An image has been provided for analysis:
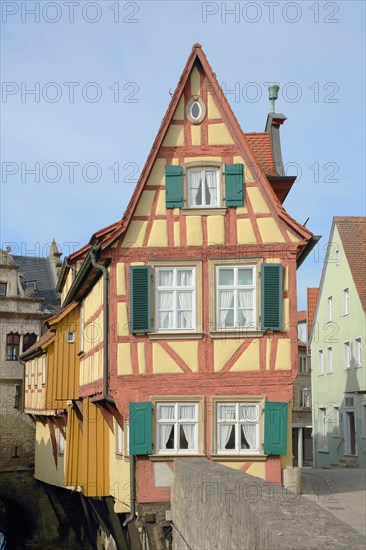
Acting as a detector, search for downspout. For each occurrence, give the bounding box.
[91,246,136,529]
[90,246,114,404]
[123,454,136,527]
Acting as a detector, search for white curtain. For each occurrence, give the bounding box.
[188,169,202,206]
[205,169,218,205]
[180,405,196,450]
[158,270,173,286]
[178,291,192,328]
[177,270,192,286]
[159,405,175,450]
[219,405,235,450]
[158,292,173,329]
[238,290,253,325]
[240,405,257,450]
[219,291,234,327]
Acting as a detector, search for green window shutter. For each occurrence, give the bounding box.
[225,163,244,206]
[129,402,152,455]
[165,165,183,208]
[130,266,152,333]
[261,263,283,330]
[264,402,288,455]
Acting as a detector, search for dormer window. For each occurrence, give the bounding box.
[187,166,220,208]
[24,281,37,292]
[0,282,7,296]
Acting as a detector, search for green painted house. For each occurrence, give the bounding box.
[310,217,366,468]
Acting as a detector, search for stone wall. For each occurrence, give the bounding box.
[172,458,365,550]
[0,381,35,470]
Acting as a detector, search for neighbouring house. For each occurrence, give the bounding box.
[0,242,61,471]
[22,44,318,547]
[292,309,313,467]
[310,217,366,468]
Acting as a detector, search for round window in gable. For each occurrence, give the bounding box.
[186,97,206,124]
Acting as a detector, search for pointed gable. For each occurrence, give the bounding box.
[91,44,313,253]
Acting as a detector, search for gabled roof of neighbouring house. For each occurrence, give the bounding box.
[335,216,366,313]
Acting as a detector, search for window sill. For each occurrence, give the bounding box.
[149,332,203,340]
[318,449,329,453]
[210,454,267,462]
[181,207,226,216]
[209,330,264,339]
[326,372,333,375]
[149,454,205,461]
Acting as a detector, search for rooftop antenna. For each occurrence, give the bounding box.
[268,83,280,113]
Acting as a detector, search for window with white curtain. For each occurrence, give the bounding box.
[344,342,351,369]
[217,402,260,454]
[156,402,198,453]
[216,266,256,329]
[41,356,46,385]
[326,347,333,374]
[354,338,362,368]
[155,267,195,331]
[187,166,220,207]
[318,407,328,450]
[56,427,65,456]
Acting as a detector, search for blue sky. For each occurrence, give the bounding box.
[1,0,365,309]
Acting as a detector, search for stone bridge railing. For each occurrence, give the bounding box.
[171,459,365,550]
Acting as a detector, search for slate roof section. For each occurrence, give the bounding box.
[307,288,319,344]
[244,133,277,176]
[13,255,60,314]
[335,216,366,313]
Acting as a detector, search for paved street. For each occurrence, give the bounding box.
[302,468,366,536]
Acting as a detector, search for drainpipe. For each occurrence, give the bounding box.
[123,455,136,527]
[90,246,114,404]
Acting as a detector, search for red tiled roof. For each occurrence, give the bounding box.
[297,310,306,323]
[335,217,366,313]
[307,288,319,343]
[244,133,277,176]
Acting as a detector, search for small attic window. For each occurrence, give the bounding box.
[0,282,7,296]
[186,97,206,124]
[24,281,37,291]
[66,331,75,343]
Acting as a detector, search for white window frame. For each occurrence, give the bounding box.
[155,267,196,333]
[41,355,46,386]
[34,359,38,387]
[156,402,199,455]
[28,361,32,387]
[354,337,362,368]
[115,422,123,456]
[216,402,260,455]
[344,341,351,370]
[332,405,341,437]
[216,265,256,330]
[318,406,328,451]
[327,296,333,322]
[187,166,220,208]
[318,349,324,375]
[299,355,307,374]
[66,331,75,343]
[56,428,65,456]
[300,388,308,408]
[342,288,349,316]
[326,347,333,374]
